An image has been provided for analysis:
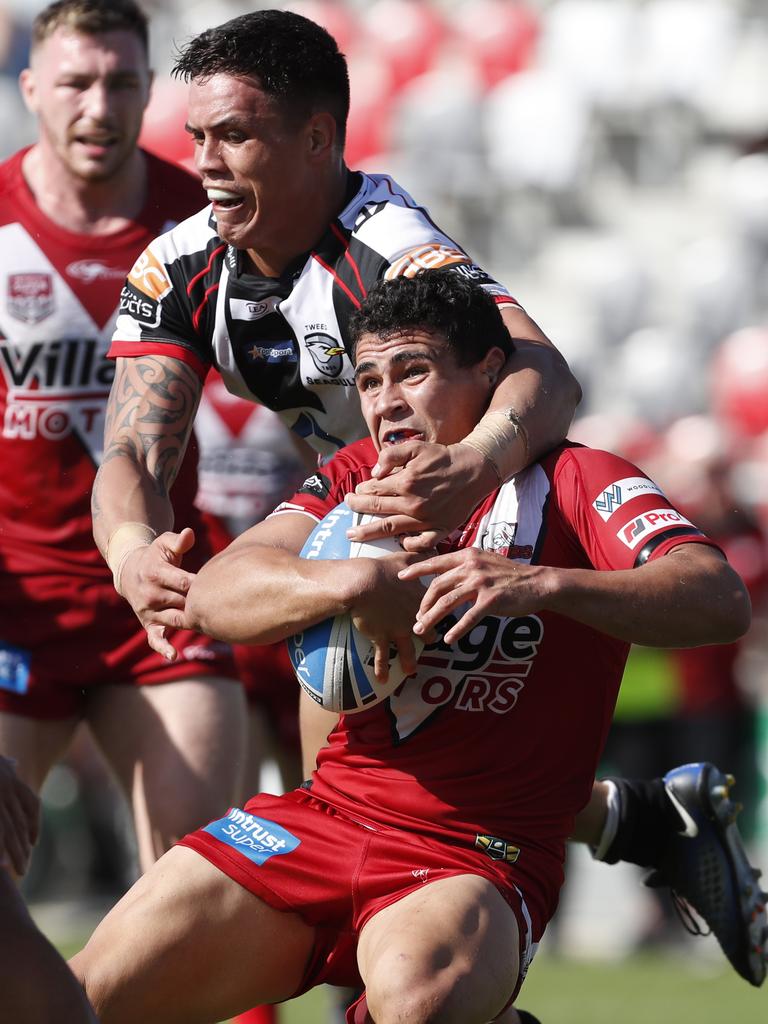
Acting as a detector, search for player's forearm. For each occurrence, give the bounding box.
[486,340,580,465]
[185,545,370,645]
[91,454,175,558]
[544,547,751,647]
[92,354,201,561]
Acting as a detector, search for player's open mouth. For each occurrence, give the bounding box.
[207,188,244,210]
[382,429,424,445]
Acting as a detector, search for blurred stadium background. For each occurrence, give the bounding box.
[3,0,768,1019]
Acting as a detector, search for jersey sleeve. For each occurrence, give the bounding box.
[348,176,522,310]
[551,445,719,570]
[269,439,376,523]
[108,208,218,380]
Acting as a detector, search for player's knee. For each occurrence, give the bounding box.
[71,938,135,1024]
[365,972,483,1024]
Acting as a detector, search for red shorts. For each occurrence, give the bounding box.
[180,789,539,1002]
[0,569,235,719]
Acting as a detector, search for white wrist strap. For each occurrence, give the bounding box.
[106,522,157,596]
[460,409,530,482]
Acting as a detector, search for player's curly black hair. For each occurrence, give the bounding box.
[348,272,514,366]
[172,10,350,146]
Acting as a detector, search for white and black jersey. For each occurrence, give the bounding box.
[111,171,520,462]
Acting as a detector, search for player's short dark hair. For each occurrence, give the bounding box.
[32,0,149,54]
[172,10,350,146]
[349,273,513,366]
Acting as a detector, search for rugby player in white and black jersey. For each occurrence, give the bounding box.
[90,7,768,995]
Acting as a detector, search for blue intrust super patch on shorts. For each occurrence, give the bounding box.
[203,809,300,865]
[0,642,30,694]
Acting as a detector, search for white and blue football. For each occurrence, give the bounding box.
[287,502,424,714]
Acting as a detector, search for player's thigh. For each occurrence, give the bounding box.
[72,845,315,1024]
[298,687,338,777]
[0,711,79,791]
[86,678,247,834]
[358,873,520,1024]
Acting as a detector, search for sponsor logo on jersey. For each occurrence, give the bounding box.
[451,263,493,284]
[479,521,533,560]
[305,332,346,378]
[229,296,281,321]
[245,340,297,364]
[0,641,31,695]
[66,260,126,282]
[385,245,471,280]
[203,808,300,866]
[475,834,521,864]
[297,473,330,499]
[617,508,695,549]
[354,200,387,231]
[411,868,430,883]
[127,249,172,302]
[7,273,54,323]
[593,477,665,521]
[119,283,160,327]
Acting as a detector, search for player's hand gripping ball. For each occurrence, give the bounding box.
[287,502,424,713]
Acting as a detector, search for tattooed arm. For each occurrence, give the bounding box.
[92,354,203,659]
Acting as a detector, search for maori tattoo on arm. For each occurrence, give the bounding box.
[93,356,202,527]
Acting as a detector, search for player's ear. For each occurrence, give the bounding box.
[479,346,507,389]
[19,68,38,114]
[306,111,337,158]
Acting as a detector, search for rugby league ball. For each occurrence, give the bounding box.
[287,502,424,713]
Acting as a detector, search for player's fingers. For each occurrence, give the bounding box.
[158,526,196,559]
[141,563,196,597]
[398,552,465,580]
[372,641,391,684]
[397,530,446,552]
[414,580,476,633]
[146,623,177,662]
[346,507,423,540]
[441,606,487,645]
[368,442,422,479]
[395,634,418,678]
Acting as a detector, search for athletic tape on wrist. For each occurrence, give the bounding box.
[459,409,530,482]
[106,522,157,596]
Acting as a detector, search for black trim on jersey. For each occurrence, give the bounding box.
[633,527,705,567]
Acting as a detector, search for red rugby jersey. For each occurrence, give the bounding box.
[0,149,205,574]
[273,438,718,922]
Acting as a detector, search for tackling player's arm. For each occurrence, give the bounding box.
[92,353,202,660]
[400,541,751,648]
[184,513,425,675]
[346,304,581,549]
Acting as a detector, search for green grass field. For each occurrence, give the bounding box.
[59,940,766,1023]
